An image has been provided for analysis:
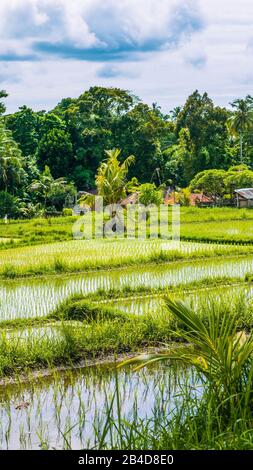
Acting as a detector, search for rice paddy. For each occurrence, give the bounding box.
[1,209,253,450]
[1,255,253,321]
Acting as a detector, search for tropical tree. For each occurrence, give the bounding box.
[228,96,253,162]
[0,191,19,218]
[29,166,66,213]
[225,166,253,196]
[95,149,135,206]
[139,183,163,207]
[122,297,253,424]
[0,90,8,116]
[36,128,73,178]
[176,91,229,177]
[189,169,227,202]
[0,123,24,192]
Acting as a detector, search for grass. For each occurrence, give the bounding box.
[0,291,253,378]
[0,216,76,248]
[1,207,253,448]
[94,296,253,450]
[1,207,253,250]
[0,238,253,279]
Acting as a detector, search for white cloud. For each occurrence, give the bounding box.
[1,0,253,113]
[0,0,203,58]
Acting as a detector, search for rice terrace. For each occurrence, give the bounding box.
[2,0,253,460]
[1,205,253,451]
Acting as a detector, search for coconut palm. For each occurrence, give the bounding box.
[228,96,253,162]
[29,166,66,214]
[121,297,253,420]
[95,149,135,206]
[0,123,23,191]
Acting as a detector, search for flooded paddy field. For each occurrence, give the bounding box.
[1,255,253,321]
[0,363,196,450]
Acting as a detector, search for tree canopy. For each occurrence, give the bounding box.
[2,86,253,217]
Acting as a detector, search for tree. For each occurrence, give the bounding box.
[116,102,171,182]
[29,166,66,213]
[54,87,138,184]
[5,106,40,157]
[0,90,8,116]
[48,182,76,211]
[163,128,193,186]
[139,183,163,206]
[189,169,227,202]
[0,191,18,218]
[225,166,253,196]
[176,91,229,180]
[227,96,253,162]
[0,123,24,193]
[36,128,73,178]
[95,149,135,205]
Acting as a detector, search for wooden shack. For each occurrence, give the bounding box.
[234,188,253,208]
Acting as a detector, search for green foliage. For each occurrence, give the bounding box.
[175,90,229,181]
[96,148,135,205]
[3,87,253,214]
[225,167,253,195]
[0,191,18,218]
[36,128,73,178]
[6,105,40,156]
[174,188,191,206]
[0,122,25,193]
[189,169,227,201]
[29,166,67,212]
[62,208,73,217]
[0,90,8,116]
[228,96,253,162]
[52,298,129,322]
[139,183,163,206]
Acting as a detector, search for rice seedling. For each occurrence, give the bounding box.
[0,363,190,449]
[1,254,253,321]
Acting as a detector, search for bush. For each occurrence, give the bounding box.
[139,183,163,207]
[0,191,19,218]
[62,208,73,216]
[52,298,129,322]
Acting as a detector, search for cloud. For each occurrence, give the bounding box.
[97,64,138,78]
[185,54,207,69]
[0,0,204,62]
[2,0,253,116]
[0,66,21,83]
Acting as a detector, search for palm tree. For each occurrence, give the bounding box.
[0,123,23,191]
[121,297,253,421]
[95,149,135,206]
[29,166,66,214]
[228,96,253,162]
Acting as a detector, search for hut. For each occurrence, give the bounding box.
[121,192,139,207]
[234,189,253,208]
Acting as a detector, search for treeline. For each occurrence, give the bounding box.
[0,87,253,216]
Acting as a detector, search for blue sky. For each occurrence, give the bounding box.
[0,0,253,113]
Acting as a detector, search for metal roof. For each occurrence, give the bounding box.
[234,188,253,199]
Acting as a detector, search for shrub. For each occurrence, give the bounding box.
[0,191,19,218]
[62,208,73,216]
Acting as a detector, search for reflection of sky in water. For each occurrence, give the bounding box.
[0,256,253,320]
[0,364,200,450]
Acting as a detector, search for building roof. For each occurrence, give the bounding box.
[165,192,213,206]
[121,192,139,206]
[234,188,253,200]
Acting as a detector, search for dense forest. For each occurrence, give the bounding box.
[1,87,253,217]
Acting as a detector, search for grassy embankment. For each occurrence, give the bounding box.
[0,290,253,378]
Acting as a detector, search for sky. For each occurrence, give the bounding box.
[0,0,253,114]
